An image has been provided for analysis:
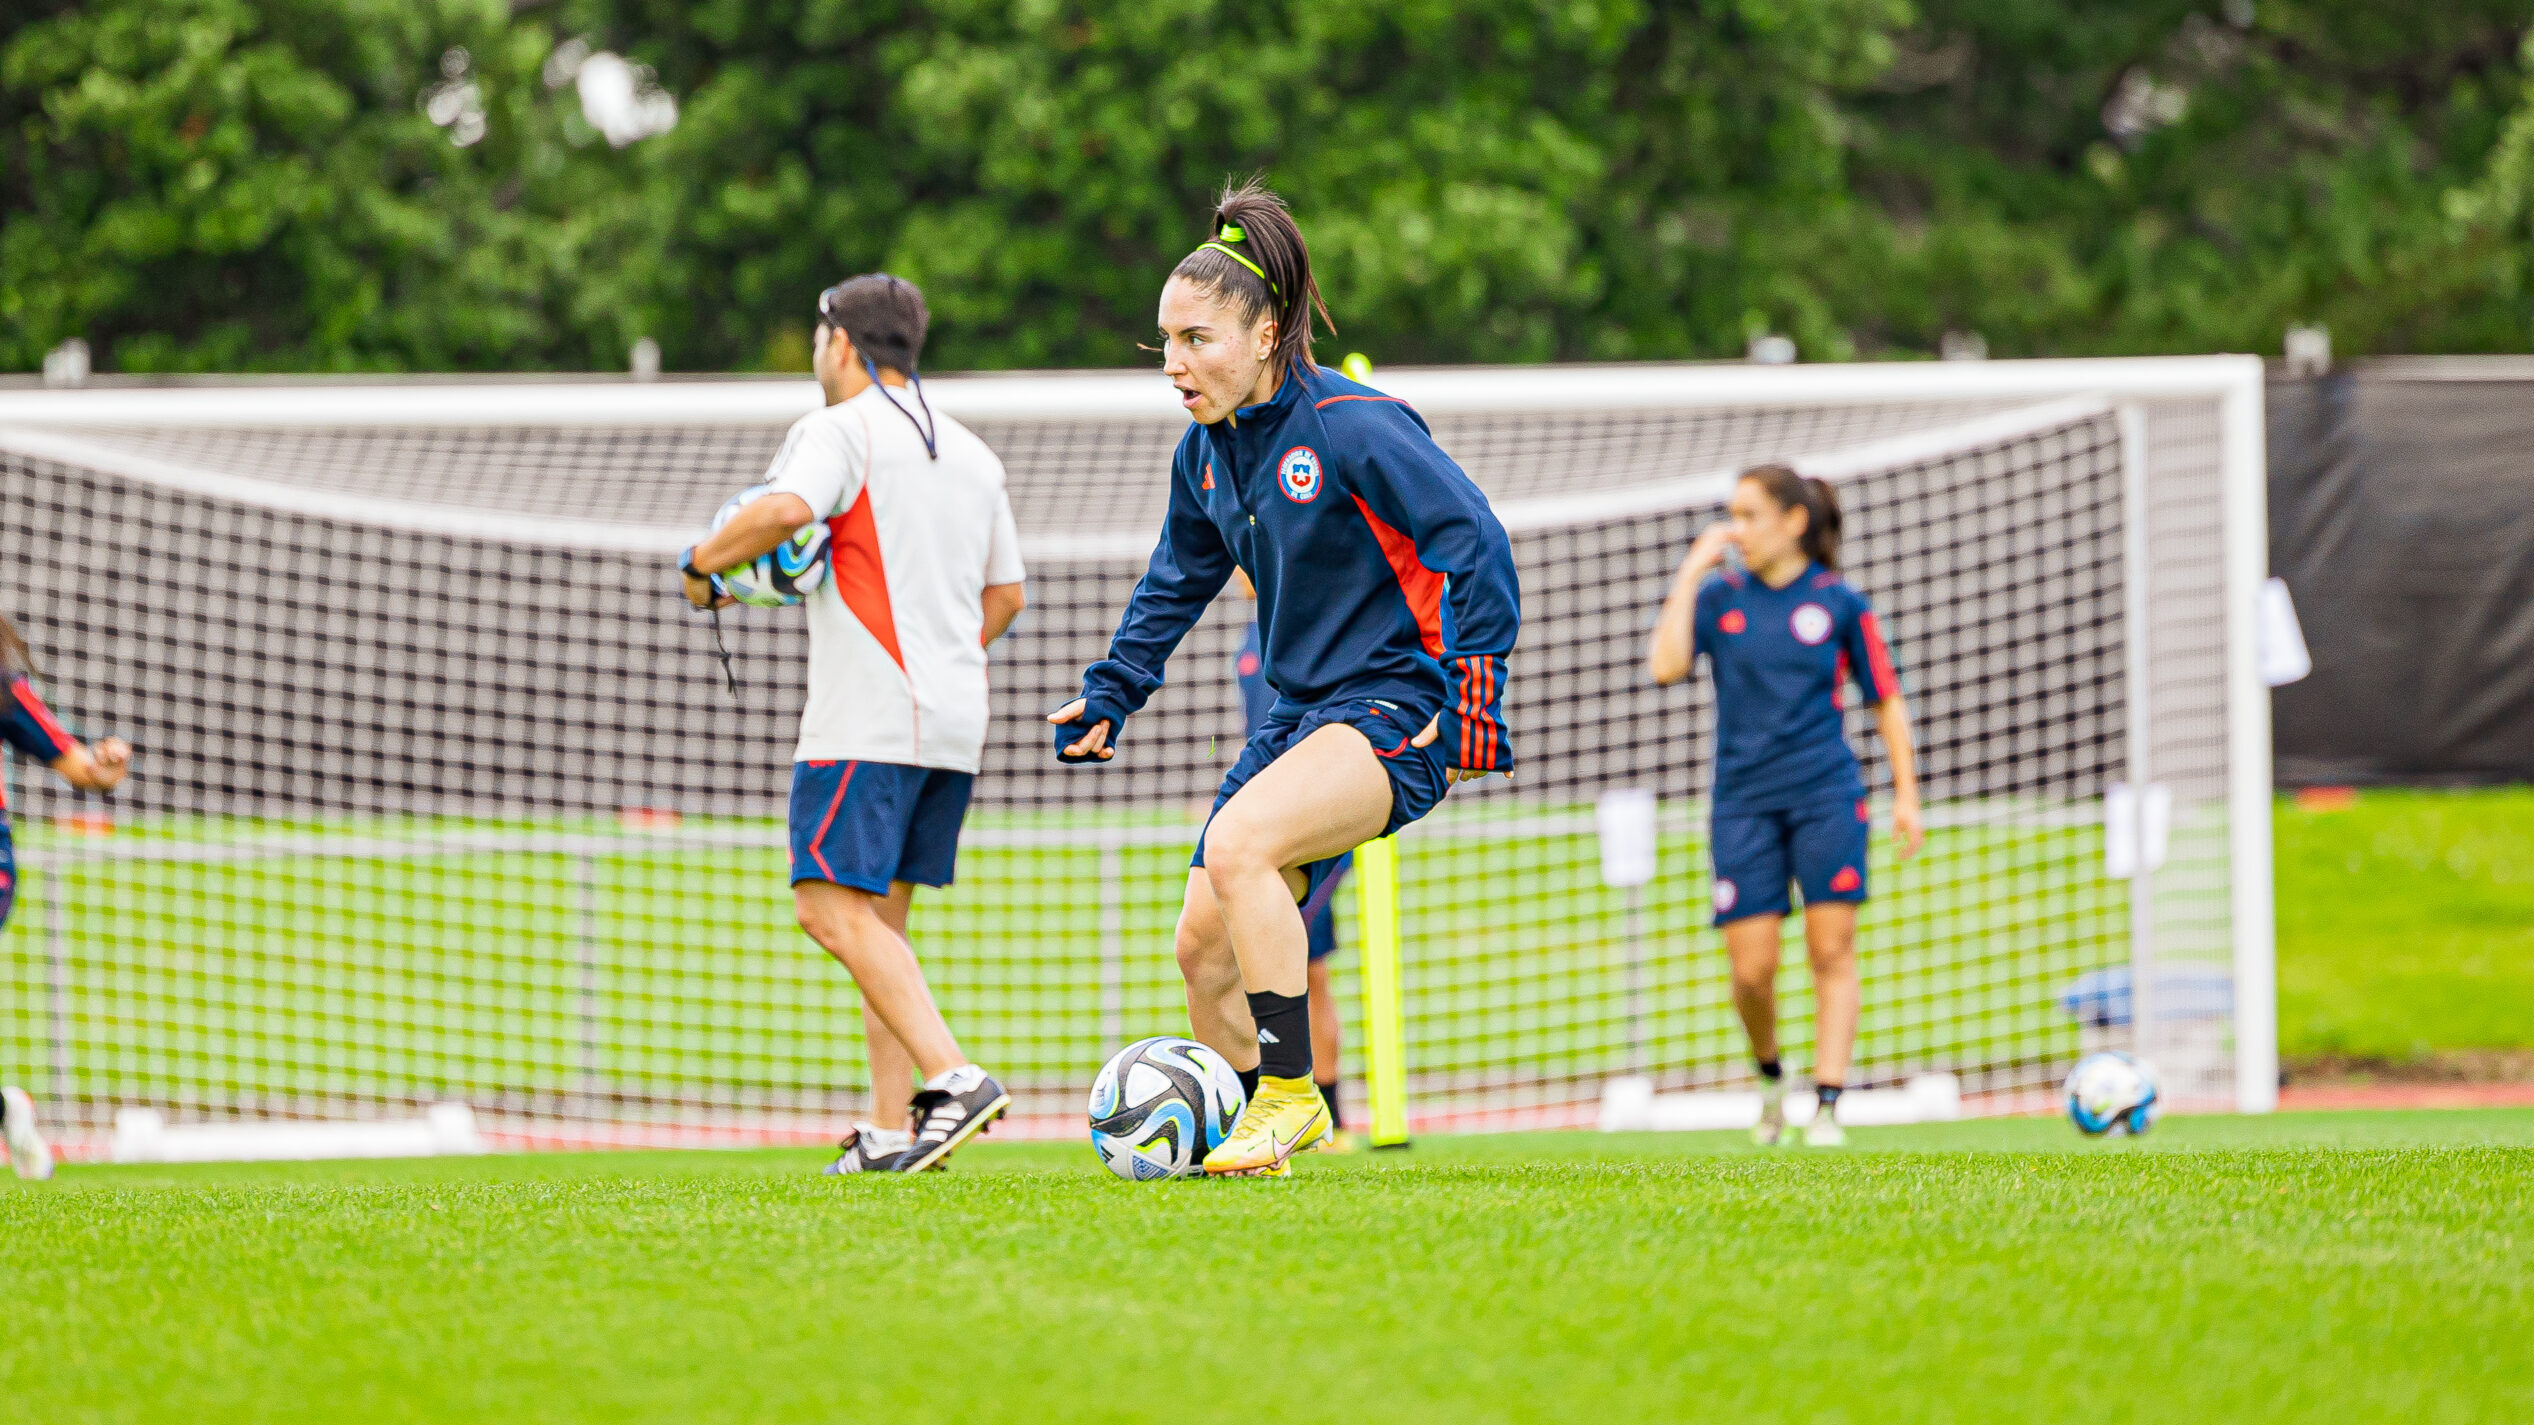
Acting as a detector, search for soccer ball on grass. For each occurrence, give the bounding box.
[1089,1036,1246,1181]
[708,485,830,608]
[2063,1051,2160,1136]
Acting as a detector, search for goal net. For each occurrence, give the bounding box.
[0,359,2272,1153]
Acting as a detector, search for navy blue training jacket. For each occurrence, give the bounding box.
[1064,364,1520,771]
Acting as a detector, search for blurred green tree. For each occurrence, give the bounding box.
[1,0,616,371]
[1847,1,2534,356]
[5,0,2530,372]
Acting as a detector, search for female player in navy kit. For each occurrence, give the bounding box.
[1052,181,1518,1177]
[1648,466,1923,1147]
[0,614,134,1179]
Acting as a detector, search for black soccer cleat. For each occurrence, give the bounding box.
[894,1065,1010,1173]
[821,1122,913,1175]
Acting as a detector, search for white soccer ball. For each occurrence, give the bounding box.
[1088,1035,1246,1181]
[708,484,829,608]
[2064,1050,2160,1136]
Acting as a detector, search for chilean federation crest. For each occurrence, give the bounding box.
[1277,446,1322,503]
[1790,602,1833,645]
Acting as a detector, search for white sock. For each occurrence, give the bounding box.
[923,1064,985,1094]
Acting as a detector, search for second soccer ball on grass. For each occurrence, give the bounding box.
[1088,1037,1247,1181]
[2064,1051,2161,1136]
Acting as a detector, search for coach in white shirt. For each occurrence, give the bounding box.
[680,274,1022,1174]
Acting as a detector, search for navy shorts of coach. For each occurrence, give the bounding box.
[1233,620,1355,958]
[788,760,977,894]
[0,674,82,932]
[1694,563,1902,928]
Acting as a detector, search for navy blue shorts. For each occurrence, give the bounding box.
[788,761,975,893]
[1709,795,1872,926]
[0,816,15,933]
[1192,698,1443,917]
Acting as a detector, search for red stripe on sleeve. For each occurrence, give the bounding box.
[13,678,75,756]
[1485,658,1499,767]
[1313,395,1413,411]
[1859,611,1900,700]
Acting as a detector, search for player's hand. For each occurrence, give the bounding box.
[1047,699,1115,761]
[681,570,733,610]
[1680,520,1735,579]
[89,738,131,791]
[1412,713,1505,783]
[1892,791,1925,861]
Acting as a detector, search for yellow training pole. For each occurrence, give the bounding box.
[1355,835,1409,1147]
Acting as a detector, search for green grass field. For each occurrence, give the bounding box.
[5,1110,2530,1423]
[2275,787,2534,1064]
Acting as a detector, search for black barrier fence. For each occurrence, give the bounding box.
[2269,358,2534,786]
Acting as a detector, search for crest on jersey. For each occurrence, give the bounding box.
[1719,608,1748,635]
[1790,602,1833,645]
[1277,446,1322,503]
[1712,878,1738,913]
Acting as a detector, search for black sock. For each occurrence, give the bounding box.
[1237,1066,1260,1101]
[1317,1076,1344,1130]
[1757,1058,1783,1081]
[1246,990,1313,1080]
[1816,1083,1844,1110]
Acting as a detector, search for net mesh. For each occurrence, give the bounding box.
[0,372,2245,1149]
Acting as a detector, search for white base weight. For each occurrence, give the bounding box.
[110,1103,488,1163]
[1597,1073,1962,1133]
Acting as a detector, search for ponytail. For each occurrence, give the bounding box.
[0,613,33,680]
[1169,177,1334,379]
[1739,464,1845,570]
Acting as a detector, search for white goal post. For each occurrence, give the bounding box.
[0,355,2271,1158]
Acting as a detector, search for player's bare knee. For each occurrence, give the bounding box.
[1199,816,1273,884]
[1173,910,1232,984]
[1806,939,1857,976]
[792,884,869,947]
[1729,956,1777,994]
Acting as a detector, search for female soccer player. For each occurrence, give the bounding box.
[0,613,133,1180]
[1050,180,1519,1177]
[1647,467,1924,1147]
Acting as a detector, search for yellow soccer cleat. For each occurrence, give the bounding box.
[1203,1074,1329,1177]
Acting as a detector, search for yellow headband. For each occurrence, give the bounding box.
[1196,224,1277,295]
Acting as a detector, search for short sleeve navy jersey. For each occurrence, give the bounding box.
[1695,563,1901,813]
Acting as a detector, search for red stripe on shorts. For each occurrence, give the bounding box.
[808,761,858,881]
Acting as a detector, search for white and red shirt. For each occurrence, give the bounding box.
[762,383,1025,772]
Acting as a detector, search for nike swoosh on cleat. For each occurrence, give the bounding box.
[1272,1111,1326,1156]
